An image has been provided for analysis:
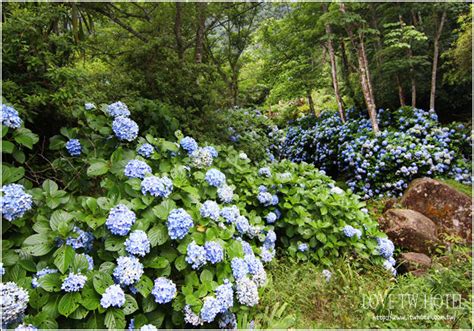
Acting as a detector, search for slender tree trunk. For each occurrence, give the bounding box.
[396,75,406,107]
[429,10,446,110]
[411,75,417,107]
[339,39,355,102]
[195,2,206,64]
[174,2,184,61]
[306,90,316,116]
[324,4,345,122]
[359,36,376,109]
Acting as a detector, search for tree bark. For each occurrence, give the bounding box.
[429,10,446,110]
[174,2,184,61]
[396,75,406,107]
[195,2,206,64]
[307,90,316,116]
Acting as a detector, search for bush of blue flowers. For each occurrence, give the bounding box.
[1,102,396,329]
[278,107,472,199]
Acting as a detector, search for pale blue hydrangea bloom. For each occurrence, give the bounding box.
[257,192,272,206]
[260,247,275,263]
[66,139,82,156]
[112,116,138,141]
[271,194,279,205]
[124,159,152,179]
[184,305,203,326]
[322,269,332,282]
[215,279,233,312]
[0,282,29,326]
[205,168,226,187]
[264,230,276,249]
[239,239,254,256]
[61,272,87,292]
[220,205,240,223]
[1,104,22,128]
[200,296,221,323]
[342,225,362,239]
[141,175,173,198]
[200,200,220,221]
[204,241,224,264]
[235,215,250,234]
[245,255,264,275]
[298,243,309,252]
[107,101,130,117]
[265,212,277,224]
[203,146,218,158]
[113,256,144,286]
[0,262,4,276]
[100,284,126,308]
[191,147,213,168]
[14,324,38,331]
[125,230,151,257]
[180,136,198,154]
[252,268,268,288]
[383,259,397,276]
[66,226,94,251]
[236,277,259,306]
[84,103,96,110]
[258,167,271,177]
[330,186,344,195]
[106,204,136,236]
[166,208,193,240]
[152,277,176,304]
[231,258,248,280]
[218,310,237,329]
[140,325,158,331]
[377,237,395,259]
[1,183,33,222]
[185,241,207,269]
[137,143,154,158]
[31,268,58,288]
[217,185,233,203]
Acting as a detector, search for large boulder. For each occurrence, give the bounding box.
[398,252,432,274]
[400,178,472,241]
[379,209,438,254]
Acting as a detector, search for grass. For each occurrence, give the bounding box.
[251,245,472,329]
[436,178,472,197]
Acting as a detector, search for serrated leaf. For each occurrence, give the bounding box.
[54,245,75,273]
[148,224,169,247]
[87,161,110,177]
[105,308,126,329]
[123,294,138,315]
[58,292,81,317]
[22,233,53,256]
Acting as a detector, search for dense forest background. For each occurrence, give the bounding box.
[2,2,472,142]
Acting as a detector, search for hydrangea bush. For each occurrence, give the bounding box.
[1,101,395,329]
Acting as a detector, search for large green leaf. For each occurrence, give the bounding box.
[148,224,169,247]
[22,233,54,256]
[87,160,110,177]
[53,245,75,273]
[58,292,81,317]
[105,308,126,329]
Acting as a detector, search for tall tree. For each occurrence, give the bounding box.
[429,9,446,110]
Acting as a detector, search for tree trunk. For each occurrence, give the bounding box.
[411,75,416,107]
[174,2,184,61]
[307,90,316,116]
[324,4,345,122]
[194,2,206,64]
[396,75,406,107]
[429,10,446,110]
[339,39,355,102]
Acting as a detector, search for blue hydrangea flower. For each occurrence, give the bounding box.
[0,262,4,276]
[236,277,259,306]
[217,185,233,203]
[137,143,154,158]
[106,204,136,236]
[244,255,264,275]
[112,116,138,141]
[61,272,87,292]
[0,282,29,326]
[125,230,151,257]
[100,284,126,308]
[200,200,220,221]
[65,139,82,156]
[180,136,198,154]
[113,256,144,286]
[203,146,218,158]
[235,216,250,234]
[184,305,203,326]
[205,169,226,187]
[140,325,158,331]
[258,167,271,177]
[84,103,96,110]
[220,205,240,223]
[124,159,152,179]
[231,258,249,280]
[322,269,332,282]
[107,101,130,117]
[264,230,276,248]
[215,279,233,312]
[200,296,221,323]
[257,192,272,206]
[260,247,275,263]
[204,241,224,264]
[31,268,58,288]
[271,195,279,205]
[383,259,397,276]
[342,225,362,239]
[152,277,176,304]
[218,310,237,329]
[81,254,94,270]
[265,212,277,224]
[330,186,344,195]
[258,185,267,193]
[141,175,173,198]
[166,208,194,240]
[298,243,309,252]
[191,147,213,168]
[185,241,207,269]
[1,104,22,128]
[377,237,395,258]
[1,183,33,222]
[14,324,38,331]
[239,239,254,256]
[66,227,94,251]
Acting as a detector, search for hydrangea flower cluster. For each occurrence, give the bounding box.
[217,185,234,203]
[137,143,154,158]
[235,215,250,234]
[65,139,82,156]
[125,230,151,257]
[107,101,130,118]
[258,167,271,177]
[342,225,362,239]
[66,227,94,251]
[1,104,22,128]
[231,258,249,280]
[257,191,273,206]
[203,146,218,158]
[220,205,240,223]
[265,212,277,224]
[151,277,176,304]
[1,183,33,221]
[184,305,203,326]
[185,241,207,269]
[140,325,158,331]
[141,175,173,198]
[205,168,226,187]
[61,272,87,292]
[200,200,220,221]
[218,310,237,329]
[106,204,136,236]
[0,282,29,326]
[200,297,221,323]
[31,268,58,288]
[166,208,193,240]
[204,241,224,264]
[84,102,96,110]
[377,237,397,275]
[298,243,309,252]
[180,136,198,154]
[235,277,259,306]
[113,256,144,286]
[100,284,126,308]
[0,262,5,276]
[215,280,233,312]
[14,324,38,331]
[322,269,332,282]
[191,147,213,168]
[124,159,152,179]
[112,116,139,141]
